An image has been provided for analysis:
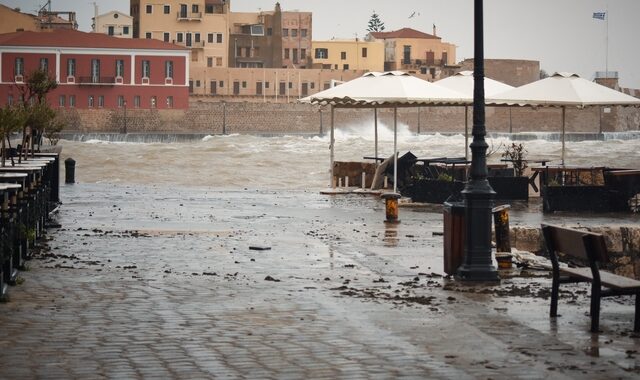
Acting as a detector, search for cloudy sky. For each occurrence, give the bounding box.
[4,0,639,88]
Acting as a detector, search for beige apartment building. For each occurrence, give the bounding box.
[311,39,384,72]
[368,27,456,79]
[196,67,366,100]
[93,11,133,38]
[130,0,230,77]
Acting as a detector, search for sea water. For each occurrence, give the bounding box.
[57,122,640,190]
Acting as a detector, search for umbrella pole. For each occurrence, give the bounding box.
[330,106,335,188]
[393,107,398,193]
[465,106,469,161]
[561,107,566,166]
[374,108,378,167]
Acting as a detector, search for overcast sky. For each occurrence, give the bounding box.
[4,0,639,88]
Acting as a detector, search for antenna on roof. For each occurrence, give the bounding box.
[39,0,52,14]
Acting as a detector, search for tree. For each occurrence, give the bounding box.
[14,69,58,160]
[367,11,385,33]
[540,69,549,79]
[0,105,26,167]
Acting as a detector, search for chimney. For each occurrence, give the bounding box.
[433,24,436,36]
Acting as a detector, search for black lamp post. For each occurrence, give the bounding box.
[456,0,499,282]
[122,100,127,134]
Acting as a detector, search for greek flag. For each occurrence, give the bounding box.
[593,12,606,20]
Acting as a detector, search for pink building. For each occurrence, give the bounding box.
[0,29,190,109]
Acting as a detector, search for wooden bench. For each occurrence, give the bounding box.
[541,224,640,332]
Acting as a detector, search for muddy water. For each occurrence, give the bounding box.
[58,125,640,189]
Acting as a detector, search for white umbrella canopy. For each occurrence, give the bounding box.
[488,72,640,107]
[435,71,515,159]
[300,71,468,193]
[488,72,640,164]
[301,71,468,107]
[435,70,514,99]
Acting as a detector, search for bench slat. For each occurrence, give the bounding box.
[561,267,640,289]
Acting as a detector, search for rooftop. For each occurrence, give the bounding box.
[369,27,440,40]
[0,29,188,51]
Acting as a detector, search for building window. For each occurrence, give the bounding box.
[242,81,246,88]
[123,26,129,35]
[315,48,328,59]
[301,29,307,38]
[69,95,75,107]
[7,95,13,105]
[293,49,298,63]
[15,57,24,76]
[301,48,306,60]
[116,59,125,78]
[362,47,367,58]
[192,4,198,13]
[167,96,173,108]
[216,33,222,43]
[177,33,183,43]
[40,58,48,71]
[233,81,239,95]
[163,32,170,42]
[196,80,201,87]
[291,29,298,38]
[403,45,411,64]
[283,28,289,37]
[205,4,214,13]
[98,95,105,108]
[343,64,349,70]
[165,61,173,79]
[219,81,224,88]
[91,59,100,82]
[142,60,151,78]
[265,81,269,89]
[108,26,114,36]
[88,95,94,108]
[216,57,222,66]
[67,58,76,77]
[118,95,125,107]
[288,82,293,89]
[284,48,290,59]
[145,32,152,39]
[251,25,264,36]
[207,57,213,67]
[134,95,141,108]
[146,4,152,13]
[208,33,213,43]
[163,5,170,14]
[58,95,65,107]
[310,82,315,89]
[151,96,157,108]
[341,52,346,60]
[195,33,201,43]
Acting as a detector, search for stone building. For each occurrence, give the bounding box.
[459,58,539,87]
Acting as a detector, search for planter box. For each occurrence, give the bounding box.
[403,179,465,204]
[488,176,529,201]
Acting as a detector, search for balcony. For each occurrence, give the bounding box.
[77,76,116,86]
[172,40,205,49]
[177,11,202,21]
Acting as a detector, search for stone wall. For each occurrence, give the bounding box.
[59,98,640,134]
[511,226,640,279]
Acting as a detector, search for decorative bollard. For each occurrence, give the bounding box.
[381,193,401,223]
[65,157,75,184]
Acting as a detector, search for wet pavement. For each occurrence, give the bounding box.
[1,183,640,379]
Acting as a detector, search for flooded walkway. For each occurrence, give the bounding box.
[2,182,640,378]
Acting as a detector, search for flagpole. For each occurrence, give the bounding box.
[605,6,609,77]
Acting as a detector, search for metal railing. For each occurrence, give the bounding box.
[177,11,202,20]
[77,76,116,85]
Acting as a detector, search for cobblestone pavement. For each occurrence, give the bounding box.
[1,183,640,379]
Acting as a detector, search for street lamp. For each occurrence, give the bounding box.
[123,100,127,134]
[456,0,499,282]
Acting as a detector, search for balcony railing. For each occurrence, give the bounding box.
[177,11,202,20]
[400,58,445,68]
[172,40,205,48]
[77,76,116,85]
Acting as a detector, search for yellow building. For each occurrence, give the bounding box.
[311,39,384,72]
[0,4,77,33]
[368,27,456,78]
[93,11,133,38]
[131,0,231,76]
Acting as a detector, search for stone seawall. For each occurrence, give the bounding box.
[511,226,640,280]
[58,99,640,134]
